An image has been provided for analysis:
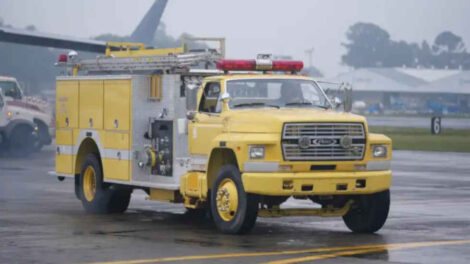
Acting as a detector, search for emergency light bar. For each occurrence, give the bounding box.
[216,58,303,72]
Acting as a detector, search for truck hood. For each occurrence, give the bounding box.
[224,108,367,133]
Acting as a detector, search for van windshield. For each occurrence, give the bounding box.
[226,79,331,110]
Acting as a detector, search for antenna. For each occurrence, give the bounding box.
[305,47,315,68]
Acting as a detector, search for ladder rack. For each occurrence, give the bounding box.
[72,50,222,75]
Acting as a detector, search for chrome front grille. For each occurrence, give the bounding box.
[282,123,366,161]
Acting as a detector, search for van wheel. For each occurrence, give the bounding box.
[32,121,49,152]
[9,126,34,157]
[79,154,132,214]
[210,164,258,234]
[342,189,390,233]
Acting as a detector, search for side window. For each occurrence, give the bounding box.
[199,82,221,113]
[2,82,22,100]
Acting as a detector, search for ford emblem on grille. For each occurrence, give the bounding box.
[311,138,336,146]
[283,123,365,161]
[298,136,311,149]
[340,135,353,149]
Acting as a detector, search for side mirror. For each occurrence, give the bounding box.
[186,110,197,121]
[219,92,231,101]
[343,84,353,112]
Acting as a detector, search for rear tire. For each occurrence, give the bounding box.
[342,189,390,233]
[108,186,132,213]
[210,164,258,234]
[79,154,132,214]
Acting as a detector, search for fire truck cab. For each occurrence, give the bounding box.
[53,43,392,234]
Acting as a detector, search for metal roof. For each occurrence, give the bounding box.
[395,68,461,82]
[328,68,470,94]
[415,71,470,94]
[366,68,427,87]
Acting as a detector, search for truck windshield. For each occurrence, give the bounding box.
[227,79,331,110]
[0,81,21,99]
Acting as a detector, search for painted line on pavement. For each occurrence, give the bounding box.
[265,240,470,264]
[87,240,470,264]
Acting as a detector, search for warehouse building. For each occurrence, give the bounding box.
[325,68,470,114]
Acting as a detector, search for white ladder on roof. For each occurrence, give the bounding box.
[74,50,222,74]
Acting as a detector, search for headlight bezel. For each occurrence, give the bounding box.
[372,144,388,158]
[249,145,265,159]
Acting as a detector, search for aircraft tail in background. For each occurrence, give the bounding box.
[0,0,168,52]
[130,0,168,46]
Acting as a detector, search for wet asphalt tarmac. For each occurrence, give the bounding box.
[1,146,469,264]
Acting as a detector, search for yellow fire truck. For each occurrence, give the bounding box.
[53,41,392,234]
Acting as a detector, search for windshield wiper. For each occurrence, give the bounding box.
[285,102,329,109]
[232,102,280,109]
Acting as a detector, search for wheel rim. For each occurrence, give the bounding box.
[216,178,239,222]
[83,166,96,202]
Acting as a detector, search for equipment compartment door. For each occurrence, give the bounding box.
[56,80,79,128]
[79,80,103,129]
[104,79,131,131]
[103,79,132,181]
[102,131,130,181]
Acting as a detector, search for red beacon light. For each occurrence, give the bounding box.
[216,55,303,73]
[58,54,68,63]
[216,59,256,71]
[272,60,303,71]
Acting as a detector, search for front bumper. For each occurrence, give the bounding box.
[242,170,391,196]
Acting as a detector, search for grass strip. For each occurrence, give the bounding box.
[369,126,470,152]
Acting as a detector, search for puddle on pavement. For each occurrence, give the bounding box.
[174,238,223,247]
[0,167,25,171]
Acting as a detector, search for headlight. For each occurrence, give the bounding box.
[249,146,265,159]
[372,145,388,158]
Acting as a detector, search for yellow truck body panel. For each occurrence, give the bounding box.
[55,77,133,182]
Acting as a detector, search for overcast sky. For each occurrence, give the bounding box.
[1,0,469,77]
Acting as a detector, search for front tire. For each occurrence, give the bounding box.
[8,126,34,157]
[32,121,50,152]
[342,189,390,233]
[210,164,258,234]
[79,154,132,214]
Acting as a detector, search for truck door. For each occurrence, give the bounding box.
[189,82,223,155]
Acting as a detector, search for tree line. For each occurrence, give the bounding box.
[342,22,470,70]
[1,18,468,95]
